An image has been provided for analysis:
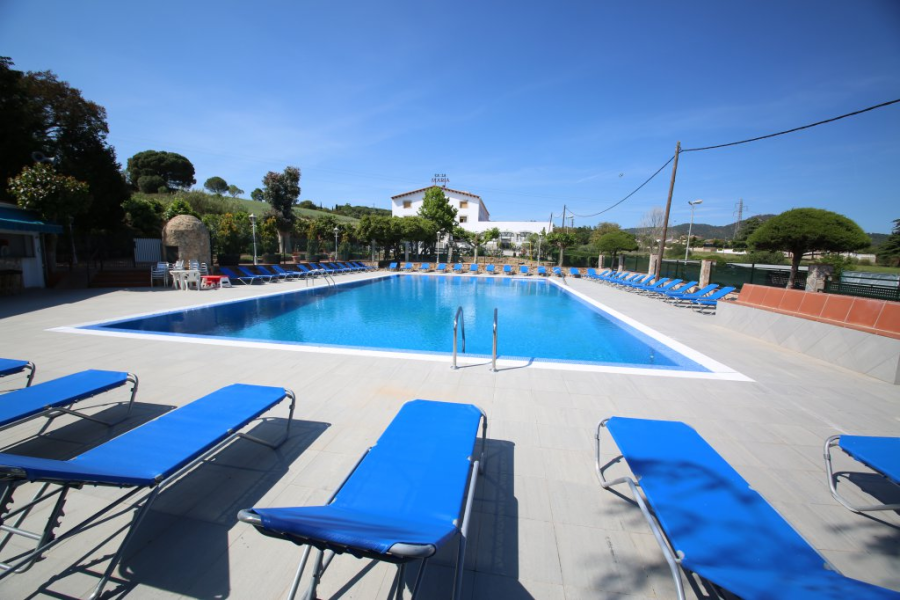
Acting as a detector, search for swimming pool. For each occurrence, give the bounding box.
[66,275,746,378]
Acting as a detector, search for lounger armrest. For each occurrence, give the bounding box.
[388,542,437,558]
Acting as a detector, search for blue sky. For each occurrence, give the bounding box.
[2,0,899,233]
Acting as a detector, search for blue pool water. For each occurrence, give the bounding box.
[90,275,708,371]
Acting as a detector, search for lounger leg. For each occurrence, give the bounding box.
[287,546,312,600]
[90,487,160,600]
[303,549,333,600]
[407,559,428,599]
[452,459,480,600]
[824,436,900,513]
[394,563,406,600]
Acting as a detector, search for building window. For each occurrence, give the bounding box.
[459,216,467,223]
[403,201,412,209]
[0,234,35,258]
[459,201,468,209]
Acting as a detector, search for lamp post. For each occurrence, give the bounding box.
[333,226,340,260]
[684,199,703,262]
[249,213,257,265]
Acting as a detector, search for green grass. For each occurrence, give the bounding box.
[842,264,900,274]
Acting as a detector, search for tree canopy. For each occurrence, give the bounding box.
[876,219,900,267]
[262,166,301,254]
[127,150,196,191]
[748,208,870,288]
[595,230,638,260]
[204,176,228,195]
[417,186,458,234]
[545,231,577,266]
[1,58,128,229]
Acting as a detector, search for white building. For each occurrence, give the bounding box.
[390,186,552,250]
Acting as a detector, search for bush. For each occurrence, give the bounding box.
[163,198,199,221]
[137,175,167,193]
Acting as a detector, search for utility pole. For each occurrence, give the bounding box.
[562,205,567,232]
[654,141,681,278]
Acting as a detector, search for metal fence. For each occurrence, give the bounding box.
[826,271,900,301]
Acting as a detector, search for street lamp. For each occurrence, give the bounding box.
[249,213,257,265]
[684,199,703,262]
[333,226,340,260]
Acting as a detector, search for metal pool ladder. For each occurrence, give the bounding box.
[491,308,498,372]
[451,306,466,369]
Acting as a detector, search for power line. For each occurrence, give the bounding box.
[566,155,675,219]
[681,98,900,153]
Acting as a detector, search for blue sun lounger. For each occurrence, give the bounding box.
[256,265,288,281]
[503,264,513,275]
[485,264,496,274]
[596,417,900,600]
[641,278,682,296]
[272,264,305,280]
[0,369,138,434]
[663,282,714,303]
[0,383,295,599]
[671,283,720,306]
[435,262,447,273]
[389,262,399,271]
[687,286,736,313]
[469,263,479,274]
[219,266,263,285]
[0,358,36,388]
[537,265,548,276]
[240,399,487,600]
[519,265,530,276]
[453,263,463,274]
[825,435,900,513]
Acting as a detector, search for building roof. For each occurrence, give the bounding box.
[391,186,482,201]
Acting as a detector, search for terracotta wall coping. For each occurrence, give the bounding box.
[733,284,900,341]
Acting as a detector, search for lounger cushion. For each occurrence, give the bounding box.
[840,436,900,484]
[0,358,30,377]
[0,370,129,428]
[607,417,900,599]
[253,400,482,556]
[0,384,288,487]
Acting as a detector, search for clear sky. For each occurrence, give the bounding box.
[2,0,899,233]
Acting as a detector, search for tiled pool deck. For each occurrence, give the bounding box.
[0,271,897,599]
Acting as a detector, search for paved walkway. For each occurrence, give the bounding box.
[0,272,897,599]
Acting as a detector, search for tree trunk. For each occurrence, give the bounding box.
[788,250,803,289]
[558,246,565,267]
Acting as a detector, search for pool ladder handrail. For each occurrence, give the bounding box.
[491,308,498,372]
[451,306,466,370]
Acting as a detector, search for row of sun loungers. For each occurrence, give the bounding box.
[570,267,737,313]
[1,358,896,598]
[390,262,552,276]
[219,261,375,285]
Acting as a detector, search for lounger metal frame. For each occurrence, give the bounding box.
[0,372,138,436]
[0,360,36,389]
[0,387,296,599]
[240,406,488,600]
[824,435,900,513]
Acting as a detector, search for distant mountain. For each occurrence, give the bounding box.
[625,215,776,241]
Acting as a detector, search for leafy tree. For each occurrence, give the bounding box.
[748,208,870,288]
[298,199,317,209]
[876,219,900,267]
[121,196,165,237]
[204,176,228,195]
[127,150,196,191]
[418,186,458,254]
[8,162,90,266]
[213,212,251,257]
[163,198,199,221]
[258,214,280,254]
[137,175,167,193]
[733,216,763,250]
[399,216,438,257]
[227,184,244,198]
[1,59,128,229]
[357,214,403,258]
[545,231,578,266]
[250,188,264,202]
[595,230,638,263]
[262,166,300,254]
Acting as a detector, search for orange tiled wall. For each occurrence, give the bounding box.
[735,284,900,340]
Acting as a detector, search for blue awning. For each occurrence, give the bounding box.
[0,204,63,234]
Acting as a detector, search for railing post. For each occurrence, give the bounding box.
[452,306,465,370]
